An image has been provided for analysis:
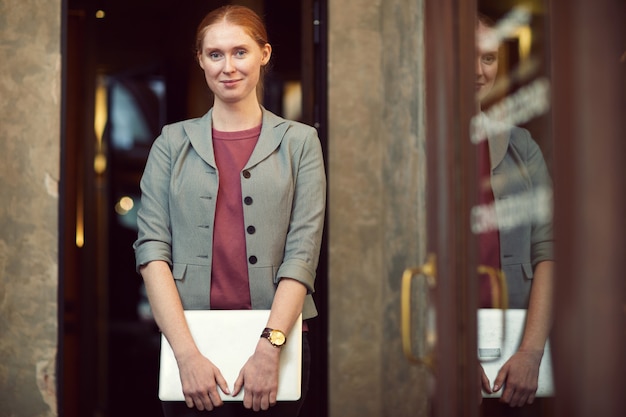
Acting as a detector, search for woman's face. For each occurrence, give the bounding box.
[197,21,271,105]
[476,22,499,103]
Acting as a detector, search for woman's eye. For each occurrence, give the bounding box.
[235,49,247,58]
[482,54,496,64]
[208,52,222,60]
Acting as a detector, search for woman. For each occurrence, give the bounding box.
[475,13,555,415]
[133,5,326,416]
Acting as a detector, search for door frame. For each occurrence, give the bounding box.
[550,1,626,416]
[423,0,479,415]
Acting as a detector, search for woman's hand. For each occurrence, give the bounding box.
[478,362,492,404]
[492,349,543,407]
[233,339,281,411]
[492,261,553,407]
[177,350,230,411]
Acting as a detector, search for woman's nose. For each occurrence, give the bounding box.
[476,58,484,77]
[223,57,236,73]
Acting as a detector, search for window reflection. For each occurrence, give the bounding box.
[108,76,166,152]
[474,2,556,414]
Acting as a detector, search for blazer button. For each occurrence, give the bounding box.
[242,170,251,179]
[244,196,253,205]
[247,225,256,234]
[248,256,257,264]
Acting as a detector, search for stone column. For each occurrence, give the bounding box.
[0,1,61,416]
[327,0,430,416]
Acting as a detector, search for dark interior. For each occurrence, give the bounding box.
[63,1,328,416]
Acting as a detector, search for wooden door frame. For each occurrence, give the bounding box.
[300,1,329,416]
[423,0,479,416]
[551,1,626,416]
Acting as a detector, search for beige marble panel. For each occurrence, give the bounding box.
[0,0,61,416]
[328,0,430,416]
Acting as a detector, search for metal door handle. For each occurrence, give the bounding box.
[401,253,437,367]
[476,265,509,310]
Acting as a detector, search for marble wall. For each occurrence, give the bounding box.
[0,0,61,416]
[327,0,430,416]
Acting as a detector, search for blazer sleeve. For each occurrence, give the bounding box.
[133,126,174,272]
[275,125,327,292]
[520,129,554,266]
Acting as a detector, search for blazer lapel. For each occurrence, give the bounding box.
[183,110,216,168]
[181,108,288,169]
[245,108,288,169]
[483,113,511,170]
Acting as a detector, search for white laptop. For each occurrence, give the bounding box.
[478,308,554,397]
[158,310,302,401]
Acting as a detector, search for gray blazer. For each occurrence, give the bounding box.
[488,125,554,308]
[134,108,326,320]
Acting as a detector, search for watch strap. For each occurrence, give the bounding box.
[261,327,287,347]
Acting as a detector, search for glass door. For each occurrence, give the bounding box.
[401,1,558,416]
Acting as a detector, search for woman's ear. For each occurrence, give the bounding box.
[261,43,272,66]
[197,52,205,69]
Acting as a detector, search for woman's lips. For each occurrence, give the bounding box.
[222,79,241,87]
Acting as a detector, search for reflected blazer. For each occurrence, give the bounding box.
[487,122,554,308]
[134,108,326,320]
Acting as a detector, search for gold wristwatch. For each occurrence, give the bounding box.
[261,327,287,348]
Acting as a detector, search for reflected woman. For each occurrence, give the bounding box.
[475,12,555,414]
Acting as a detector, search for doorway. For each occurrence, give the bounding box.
[61,1,328,416]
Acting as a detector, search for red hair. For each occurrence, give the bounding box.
[195,5,269,59]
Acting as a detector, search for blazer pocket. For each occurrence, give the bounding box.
[521,262,534,280]
[172,262,188,280]
[248,266,278,310]
[172,263,210,309]
[502,262,533,308]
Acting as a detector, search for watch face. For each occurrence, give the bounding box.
[270,330,286,346]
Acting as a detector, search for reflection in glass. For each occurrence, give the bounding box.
[108,76,166,152]
[473,3,556,414]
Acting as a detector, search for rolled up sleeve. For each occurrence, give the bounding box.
[276,127,326,293]
[133,129,173,273]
